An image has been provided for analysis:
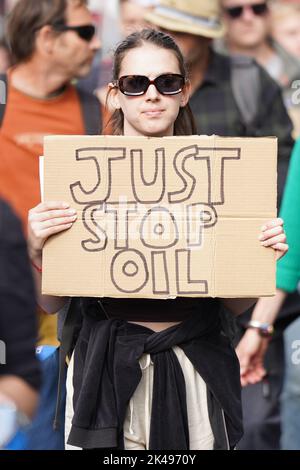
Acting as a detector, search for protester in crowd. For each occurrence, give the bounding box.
[27,28,288,451]
[270,0,300,60]
[238,137,300,449]
[269,0,300,138]
[0,0,101,449]
[220,0,300,137]
[0,199,40,448]
[120,0,150,36]
[145,0,293,201]
[217,0,300,449]
[222,0,289,85]
[145,0,295,450]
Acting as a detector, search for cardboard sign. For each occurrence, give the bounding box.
[42,135,277,298]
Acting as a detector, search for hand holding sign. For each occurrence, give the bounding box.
[27,201,77,265]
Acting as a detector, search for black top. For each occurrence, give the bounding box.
[97,296,215,322]
[0,199,41,391]
[67,300,243,450]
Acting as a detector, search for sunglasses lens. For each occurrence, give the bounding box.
[119,76,149,95]
[226,6,243,18]
[118,74,185,96]
[226,3,268,18]
[156,74,184,94]
[252,3,268,15]
[77,25,96,41]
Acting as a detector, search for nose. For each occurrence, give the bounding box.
[241,5,256,20]
[90,35,101,51]
[145,83,159,100]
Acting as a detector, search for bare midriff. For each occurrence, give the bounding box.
[128,320,182,332]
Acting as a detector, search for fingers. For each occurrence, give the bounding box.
[32,201,70,213]
[260,233,286,247]
[31,211,77,226]
[259,224,284,241]
[259,218,289,259]
[275,243,289,261]
[241,366,266,387]
[36,222,75,240]
[259,219,286,246]
[261,218,283,232]
[28,201,77,257]
[32,207,75,221]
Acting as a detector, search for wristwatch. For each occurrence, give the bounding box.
[246,320,274,338]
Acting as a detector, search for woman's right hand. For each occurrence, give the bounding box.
[28,201,77,264]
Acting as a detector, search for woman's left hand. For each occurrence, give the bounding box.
[259,218,288,261]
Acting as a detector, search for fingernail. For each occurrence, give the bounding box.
[258,234,264,240]
[68,209,77,215]
[261,225,267,231]
[62,202,70,208]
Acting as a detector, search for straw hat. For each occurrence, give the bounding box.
[145,0,226,38]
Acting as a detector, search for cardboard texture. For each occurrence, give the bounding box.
[42,135,277,298]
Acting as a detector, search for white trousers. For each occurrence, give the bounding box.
[65,345,214,450]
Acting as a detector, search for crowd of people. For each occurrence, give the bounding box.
[0,0,300,451]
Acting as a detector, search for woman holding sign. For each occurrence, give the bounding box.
[27,29,288,450]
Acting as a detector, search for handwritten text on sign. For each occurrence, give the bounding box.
[68,144,241,295]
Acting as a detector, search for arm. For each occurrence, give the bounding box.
[236,141,300,385]
[276,139,300,292]
[27,201,78,313]
[236,289,287,386]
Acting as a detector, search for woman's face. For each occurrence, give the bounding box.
[111,44,190,137]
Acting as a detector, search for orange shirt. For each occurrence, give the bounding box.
[0,71,85,229]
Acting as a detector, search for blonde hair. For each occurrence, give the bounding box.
[269,0,300,22]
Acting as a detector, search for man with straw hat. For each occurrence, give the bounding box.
[145,0,294,450]
[145,0,293,201]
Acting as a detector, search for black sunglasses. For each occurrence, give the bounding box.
[115,74,186,96]
[52,23,96,42]
[225,2,268,19]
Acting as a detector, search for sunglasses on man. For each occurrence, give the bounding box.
[225,2,268,19]
[52,23,96,42]
[114,74,186,96]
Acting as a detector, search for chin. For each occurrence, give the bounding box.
[143,126,171,137]
[74,65,93,79]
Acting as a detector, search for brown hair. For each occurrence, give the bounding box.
[104,28,197,136]
[6,0,87,64]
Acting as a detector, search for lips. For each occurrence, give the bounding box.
[143,109,164,117]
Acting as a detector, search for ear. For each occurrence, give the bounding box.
[35,25,57,55]
[180,79,191,107]
[108,82,121,110]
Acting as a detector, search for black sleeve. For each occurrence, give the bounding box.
[0,199,41,391]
